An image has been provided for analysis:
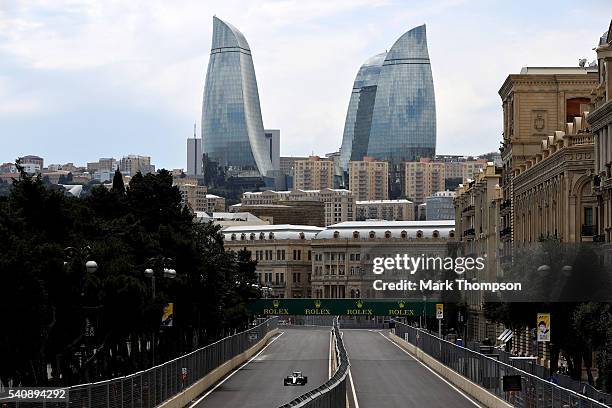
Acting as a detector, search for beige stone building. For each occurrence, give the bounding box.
[589,23,612,244]
[513,115,597,243]
[498,66,598,251]
[443,160,487,183]
[222,225,323,298]
[454,163,502,340]
[240,188,354,226]
[404,158,445,203]
[293,156,334,190]
[355,199,414,221]
[176,182,226,213]
[310,220,456,299]
[348,157,389,201]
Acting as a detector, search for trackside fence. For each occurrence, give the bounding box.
[7,318,278,408]
[393,320,609,408]
[278,318,349,408]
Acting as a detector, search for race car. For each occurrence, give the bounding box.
[283,371,308,386]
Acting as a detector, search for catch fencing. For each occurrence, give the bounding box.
[394,320,609,408]
[278,318,349,408]
[7,318,278,408]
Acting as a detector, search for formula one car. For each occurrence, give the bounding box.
[283,371,308,386]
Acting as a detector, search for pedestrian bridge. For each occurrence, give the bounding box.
[248,298,437,316]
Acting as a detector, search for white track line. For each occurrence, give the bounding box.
[378,332,482,408]
[329,330,333,379]
[188,332,284,408]
[347,367,360,408]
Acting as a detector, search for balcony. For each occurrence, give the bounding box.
[581,224,597,237]
[462,205,475,216]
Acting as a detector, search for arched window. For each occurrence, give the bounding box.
[353,231,360,239]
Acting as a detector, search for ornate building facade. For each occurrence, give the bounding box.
[454,163,502,341]
[512,115,597,243]
[589,22,612,244]
[498,67,598,254]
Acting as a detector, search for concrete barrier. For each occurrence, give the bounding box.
[159,328,280,408]
[388,332,512,408]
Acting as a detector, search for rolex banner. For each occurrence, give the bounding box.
[248,298,437,317]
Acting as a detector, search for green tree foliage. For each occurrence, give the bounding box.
[0,167,259,387]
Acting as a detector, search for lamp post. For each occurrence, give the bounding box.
[64,245,98,381]
[143,256,176,365]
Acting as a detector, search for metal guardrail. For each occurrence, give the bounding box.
[394,321,610,408]
[278,318,349,408]
[8,318,278,408]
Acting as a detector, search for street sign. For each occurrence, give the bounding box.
[436,303,444,320]
[181,367,187,381]
[537,313,550,342]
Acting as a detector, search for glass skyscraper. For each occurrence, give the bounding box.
[340,25,436,167]
[339,52,386,171]
[201,17,273,177]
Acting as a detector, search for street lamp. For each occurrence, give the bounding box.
[64,245,98,382]
[143,257,176,299]
[143,256,176,366]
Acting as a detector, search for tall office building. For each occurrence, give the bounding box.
[293,156,334,191]
[201,17,273,177]
[348,157,389,201]
[404,158,445,203]
[187,127,203,178]
[264,129,281,171]
[339,25,436,168]
[339,52,386,171]
[368,25,436,163]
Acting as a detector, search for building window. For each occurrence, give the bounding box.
[333,231,340,238]
[384,230,391,239]
[353,231,360,239]
[241,233,246,241]
[416,230,423,238]
[432,230,439,238]
[231,233,236,241]
[308,250,311,261]
[269,232,275,240]
[369,231,375,239]
[400,230,407,239]
[250,233,256,240]
[260,232,265,240]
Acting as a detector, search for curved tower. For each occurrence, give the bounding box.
[201,17,273,176]
[367,25,436,163]
[339,52,386,171]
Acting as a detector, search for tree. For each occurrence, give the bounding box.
[111,169,125,195]
[0,163,261,386]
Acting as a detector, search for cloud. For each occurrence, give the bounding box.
[0,0,609,168]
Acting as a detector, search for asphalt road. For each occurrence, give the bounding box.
[191,326,331,408]
[343,329,482,408]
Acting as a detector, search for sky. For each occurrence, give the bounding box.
[0,1,610,170]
